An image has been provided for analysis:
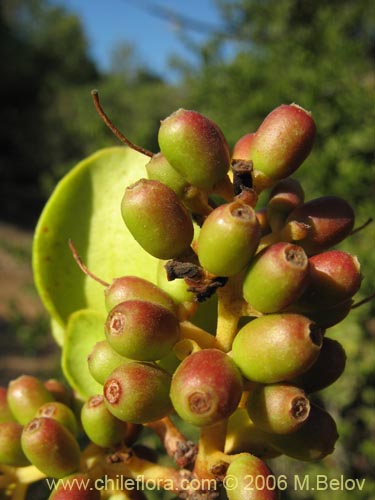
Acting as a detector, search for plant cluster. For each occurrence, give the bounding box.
[0,97,372,500]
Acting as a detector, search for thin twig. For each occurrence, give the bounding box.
[91,89,154,157]
[68,239,110,287]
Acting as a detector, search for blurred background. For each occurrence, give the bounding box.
[0,0,374,498]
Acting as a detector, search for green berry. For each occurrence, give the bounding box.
[146,152,189,198]
[104,362,172,423]
[121,179,194,259]
[35,402,79,437]
[264,404,338,461]
[0,387,16,423]
[170,349,243,427]
[225,453,279,500]
[81,395,127,448]
[232,314,323,383]
[7,375,54,425]
[105,300,180,361]
[104,275,178,316]
[21,417,81,478]
[88,340,131,385]
[197,201,261,276]
[246,383,310,434]
[0,422,29,466]
[48,473,100,499]
[158,108,230,190]
[267,178,305,231]
[242,242,309,313]
[248,103,316,180]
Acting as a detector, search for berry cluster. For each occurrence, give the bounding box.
[0,101,369,500]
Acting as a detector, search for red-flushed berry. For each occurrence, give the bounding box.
[264,404,338,461]
[242,242,309,313]
[158,108,231,190]
[7,375,54,425]
[225,453,279,500]
[0,387,16,423]
[170,349,243,427]
[81,395,127,448]
[292,338,346,393]
[246,383,310,434]
[301,298,353,328]
[0,422,29,466]
[121,179,194,259]
[88,340,131,385]
[197,201,261,276]
[301,250,362,308]
[232,132,256,160]
[104,275,178,316]
[248,103,316,180]
[35,402,79,437]
[232,314,323,383]
[105,300,180,361]
[48,473,100,500]
[103,362,172,423]
[21,417,81,478]
[267,178,305,231]
[286,196,355,255]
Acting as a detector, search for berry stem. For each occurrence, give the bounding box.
[351,291,375,309]
[179,321,218,349]
[91,90,154,157]
[349,217,373,236]
[193,420,228,480]
[215,276,245,352]
[211,174,235,201]
[145,416,198,468]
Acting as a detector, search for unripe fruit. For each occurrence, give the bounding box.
[44,379,73,407]
[246,383,310,434]
[104,362,172,423]
[286,196,355,255]
[170,349,243,427]
[88,340,131,385]
[264,404,338,461]
[7,375,54,424]
[21,417,80,478]
[232,132,256,160]
[242,242,309,313]
[301,250,361,308]
[248,103,316,180]
[267,178,305,231]
[81,395,127,448]
[0,387,16,423]
[292,338,346,393]
[158,108,231,190]
[232,314,323,383]
[302,298,352,328]
[48,473,100,500]
[35,402,79,437]
[197,202,261,276]
[121,179,194,259]
[105,300,180,361]
[225,454,279,500]
[225,409,280,458]
[105,275,178,315]
[146,152,189,199]
[0,422,29,466]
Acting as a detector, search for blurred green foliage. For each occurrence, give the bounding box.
[0,0,374,498]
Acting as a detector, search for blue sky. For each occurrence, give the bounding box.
[51,0,226,81]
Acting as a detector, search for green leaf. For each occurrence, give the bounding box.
[62,309,106,399]
[32,147,159,345]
